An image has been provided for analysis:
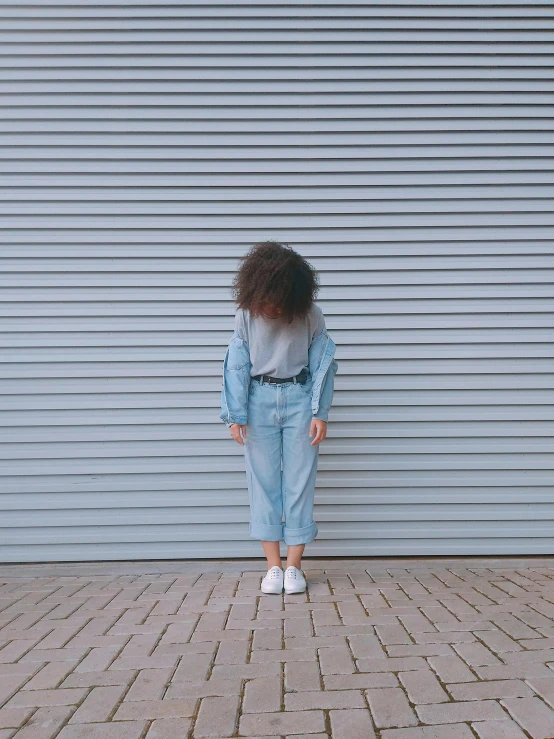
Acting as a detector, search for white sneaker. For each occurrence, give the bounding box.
[284,565,307,594]
[261,566,284,594]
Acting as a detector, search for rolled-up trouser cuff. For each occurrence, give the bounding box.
[283,521,318,545]
[249,521,284,542]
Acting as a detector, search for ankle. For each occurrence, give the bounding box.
[267,562,283,570]
[286,562,301,569]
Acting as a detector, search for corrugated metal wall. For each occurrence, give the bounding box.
[1,1,553,562]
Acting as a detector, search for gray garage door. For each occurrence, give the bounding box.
[1,1,553,561]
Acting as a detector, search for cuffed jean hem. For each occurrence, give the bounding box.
[249,521,284,542]
[283,521,318,546]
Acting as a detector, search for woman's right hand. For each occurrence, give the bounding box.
[229,423,247,445]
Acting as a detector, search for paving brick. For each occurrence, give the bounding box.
[35,626,87,650]
[316,623,391,636]
[223,620,260,632]
[520,637,554,649]
[476,663,554,680]
[67,636,127,652]
[250,648,316,664]
[253,627,282,650]
[242,675,281,713]
[215,640,249,664]
[284,617,312,637]
[285,635,345,650]
[324,672,398,690]
[194,695,240,737]
[70,685,127,723]
[61,669,137,689]
[381,728,474,739]
[329,707,376,738]
[387,643,454,658]
[210,663,281,680]
[399,670,450,704]
[114,699,197,721]
[312,608,341,626]
[525,675,554,707]
[502,696,554,738]
[146,718,193,739]
[285,689,365,710]
[109,655,179,672]
[318,645,355,674]
[475,629,523,653]
[153,641,216,658]
[193,627,251,643]
[517,610,554,629]
[196,612,228,631]
[472,720,528,738]
[493,616,542,640]
[120,633,159,657]
[159,622,195,644]
[228,603,256,621]
[414,632,477,644]
[165,677,241,700]
[428,655,477,683]
[447,679,533,701]
[9,706,73,739]
[124,668,172,701]
[284,661,321,692]
[22,662,75,691]
[0,674,35,706]
[416,699,507,723]
[239,709,325,736]
[347,634,385,659]
[504,648,554,664]
[0,664,38,679]
[0,707,33,730]
[537,627,554,637]
[437,621,495,634]
[453,642,502,667]
[6,688,87,708]
[336,601,369,625]
[0,640,39,663]
[58,722,146,739]
[365,687,418,728]
[420,606,464,625]
[376,624,413,645]
[75,647,122,673]
[357,656,429,672]
[20,648,87,664]
[398,613,438,634]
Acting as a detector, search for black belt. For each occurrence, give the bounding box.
[252,368,308,385]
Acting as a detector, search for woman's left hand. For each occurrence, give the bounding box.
[309,418,327,445]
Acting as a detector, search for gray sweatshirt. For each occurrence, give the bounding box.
[234,303,326,378]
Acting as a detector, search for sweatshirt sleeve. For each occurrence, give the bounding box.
[309,305,326,346]
[234,309,247,341]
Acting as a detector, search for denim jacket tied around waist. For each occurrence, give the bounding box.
[219,328,338,428]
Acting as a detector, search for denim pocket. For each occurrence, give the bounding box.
[297,376,313,397]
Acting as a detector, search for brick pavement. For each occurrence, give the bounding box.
[2,558,554,738]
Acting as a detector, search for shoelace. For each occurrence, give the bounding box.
[267,567,282,580]
[285,567,299,579]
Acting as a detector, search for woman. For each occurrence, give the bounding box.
[220,241,338,594]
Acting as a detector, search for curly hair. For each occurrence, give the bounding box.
[231,241,320,324]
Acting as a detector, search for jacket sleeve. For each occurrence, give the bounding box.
[313,358,338,423]
[219,333,251,428]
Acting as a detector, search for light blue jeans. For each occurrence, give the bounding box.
[244,374,319,545]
